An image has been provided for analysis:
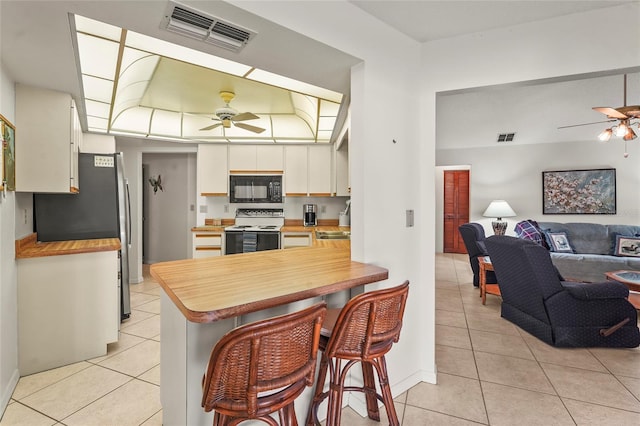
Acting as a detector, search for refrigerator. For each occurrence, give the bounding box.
[34,152,131,321]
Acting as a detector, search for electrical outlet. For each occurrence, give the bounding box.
[224,204,229,213]
[321,205,326,214]
[199,205,208,214]
[23,208,28,224]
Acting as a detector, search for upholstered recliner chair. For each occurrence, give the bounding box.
[485,235,640,348]
[458,223,497,287]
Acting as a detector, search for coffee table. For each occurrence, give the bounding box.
[605,270,640,309]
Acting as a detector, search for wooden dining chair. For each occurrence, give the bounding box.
[202,302,327,426]
[306,281,409,426]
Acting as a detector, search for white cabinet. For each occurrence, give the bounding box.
[17,250,119,375]
[198,144,228,196]
[16,84,81,193]
[281,232,312,249]
[335,143,350,196]
[192,230,224,258]
[284,145,333,196]
[284,146,308,196]
[229,145,283,172]
[308,145,332,196]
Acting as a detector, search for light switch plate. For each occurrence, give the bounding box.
[406,209,414,227]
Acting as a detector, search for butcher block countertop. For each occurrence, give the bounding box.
[15,233,121,259]
[150,246,387,323]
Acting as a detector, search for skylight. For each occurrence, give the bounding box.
[73,15,343,143]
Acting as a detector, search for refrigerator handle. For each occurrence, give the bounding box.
[125,179,132,247]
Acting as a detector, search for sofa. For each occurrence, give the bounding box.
[531,222,640,283]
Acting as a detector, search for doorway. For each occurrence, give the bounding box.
[443,170,469,253]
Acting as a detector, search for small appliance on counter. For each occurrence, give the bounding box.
[303,204,317,227]
[339,199,351,227]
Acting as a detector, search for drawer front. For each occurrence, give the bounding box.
[193,233,223,247]
[194,247,222,258]
[282,233,312,248]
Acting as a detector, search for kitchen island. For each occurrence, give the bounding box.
[151,246,388,426]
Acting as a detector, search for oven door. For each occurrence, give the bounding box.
[225,231,280,254]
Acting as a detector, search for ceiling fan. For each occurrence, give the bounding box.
[558,74,639,143]
[200,91,266,134]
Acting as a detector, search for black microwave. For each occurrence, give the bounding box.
[229,175,283,203]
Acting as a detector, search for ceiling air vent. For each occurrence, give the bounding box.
[162,2,255,53]
[497,132,516,142]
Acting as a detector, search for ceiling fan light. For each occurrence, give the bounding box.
[616,121,629,137]
[623,128,637,141]
[222,118,232,128]
[598,128,613,141]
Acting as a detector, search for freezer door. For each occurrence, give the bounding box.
[116,153,131,320]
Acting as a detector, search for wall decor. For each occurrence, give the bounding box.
[1,114,16,191]
[542,168,616,214]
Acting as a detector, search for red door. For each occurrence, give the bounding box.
[443,170,469,253]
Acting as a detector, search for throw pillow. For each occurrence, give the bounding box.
[614,235,640,257]
[545,231,574,253]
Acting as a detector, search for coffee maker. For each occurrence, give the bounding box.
[303,204,317,227]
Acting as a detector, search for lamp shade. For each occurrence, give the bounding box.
[482,200,516,220]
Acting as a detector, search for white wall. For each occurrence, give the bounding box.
[0,62,19,415]
[427,3,640,253]
[230,1,430,408]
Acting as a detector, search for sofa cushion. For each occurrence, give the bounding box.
[538,222,610,255]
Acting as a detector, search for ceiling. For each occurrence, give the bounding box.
[1,1,638,146]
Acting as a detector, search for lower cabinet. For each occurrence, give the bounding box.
[192,231,224,258]
[17,250,119,375]
[281,232,313,249]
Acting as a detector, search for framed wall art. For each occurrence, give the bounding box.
[1,114,16,191]
[542,168,616,215]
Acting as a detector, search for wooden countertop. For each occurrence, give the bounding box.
[15,233,121,259]
[150,246,387,323]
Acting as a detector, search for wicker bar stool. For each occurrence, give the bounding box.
[202,302,327,426]
[306,281,409,426]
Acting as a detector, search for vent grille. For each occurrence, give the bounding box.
[497,133,516,142]
[162,2,255,52]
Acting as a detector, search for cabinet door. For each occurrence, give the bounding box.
[256,145,283,172]
[284,146,308,196]
[198,144,228,196]
[228,145,256,172]
[16,84,77,193]
[308,145,332,196]
[335,143,350,196]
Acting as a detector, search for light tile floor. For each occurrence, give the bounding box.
[2,254,640,425]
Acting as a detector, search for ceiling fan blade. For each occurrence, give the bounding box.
[200,122,223,131]
[234,122,266,134]
[232,112,260,122]
[592,107,629,119]
[617,105,640,118]
[557,119,617,129]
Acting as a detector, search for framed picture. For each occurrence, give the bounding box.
[1,114,16,191]
[542,168,616,214]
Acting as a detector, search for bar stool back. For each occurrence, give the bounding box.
[202,302,327,426]
[306,281,409,426]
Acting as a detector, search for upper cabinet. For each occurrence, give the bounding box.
[198,144,228,196]
[16,84,81,193]
[284,145,333,196]
[229,145,283,173]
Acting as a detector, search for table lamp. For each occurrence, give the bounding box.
[483,200,516,235]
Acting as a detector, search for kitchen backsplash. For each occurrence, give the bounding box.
[201,196,350,223]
